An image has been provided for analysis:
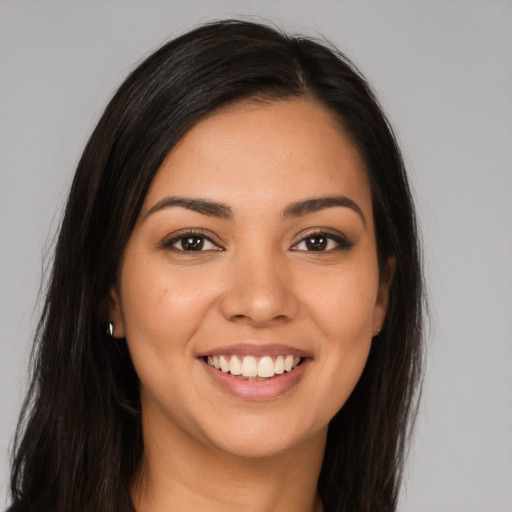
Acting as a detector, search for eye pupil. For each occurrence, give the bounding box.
[182,236,204,251]
[306,236,327,251]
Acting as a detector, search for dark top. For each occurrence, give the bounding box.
[6,505,28,512]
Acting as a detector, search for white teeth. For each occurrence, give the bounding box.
[219,355,230,373]
[284,355,294,372]
[257,356,275,378]
[206,354,302,378]
[274,355,285,374]
[241,356,258,377]
[229,355,242,375]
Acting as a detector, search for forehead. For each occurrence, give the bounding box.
[143,98,372,218]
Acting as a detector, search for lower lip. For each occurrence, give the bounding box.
[200,358,310,400]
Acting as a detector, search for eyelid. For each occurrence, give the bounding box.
[290,228,354,251]
[161,228,225,251]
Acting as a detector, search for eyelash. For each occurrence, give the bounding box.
[291,230,354,252]
[162,229,223,253]
[161,229,354,253]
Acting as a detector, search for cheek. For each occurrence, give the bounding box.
[119,262,203,397]
[299,259,378,415]
[313,275,375,376]
[119,254,224,373]
[304,260,380,342]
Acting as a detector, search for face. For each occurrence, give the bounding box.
[110,98,391,459]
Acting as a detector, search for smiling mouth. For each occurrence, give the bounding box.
[204,354,303,381]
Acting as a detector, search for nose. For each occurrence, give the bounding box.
[219,248,298,327]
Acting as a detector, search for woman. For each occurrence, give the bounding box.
[8,19,424,512]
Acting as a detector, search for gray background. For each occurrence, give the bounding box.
[1,1,511,510]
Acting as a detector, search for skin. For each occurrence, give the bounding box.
[109,98,392,512]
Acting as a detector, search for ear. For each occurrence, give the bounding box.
[372,256,395,336]
[107,284,126,338]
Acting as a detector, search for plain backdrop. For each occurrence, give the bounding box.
[1,1,511,511]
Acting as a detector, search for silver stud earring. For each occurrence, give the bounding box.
[106,321,116,338]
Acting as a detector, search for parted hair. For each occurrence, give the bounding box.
[10,19,424,512]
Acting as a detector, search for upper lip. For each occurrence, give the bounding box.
[196,343,312,359]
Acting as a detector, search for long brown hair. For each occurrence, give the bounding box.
[10,19,424,512]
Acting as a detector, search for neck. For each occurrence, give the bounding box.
[131,411,326,512]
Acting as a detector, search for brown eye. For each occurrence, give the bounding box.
[164,232,221,253]
[181,236,205,251]
[305,236,328,251]
[292,231,354,252]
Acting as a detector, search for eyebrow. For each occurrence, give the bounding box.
[283,196,366,226]
[144,196,233,220]
[144,194,365,225]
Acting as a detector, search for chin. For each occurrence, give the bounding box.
[198,413,327,460]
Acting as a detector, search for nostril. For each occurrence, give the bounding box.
[228,313,290,326]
